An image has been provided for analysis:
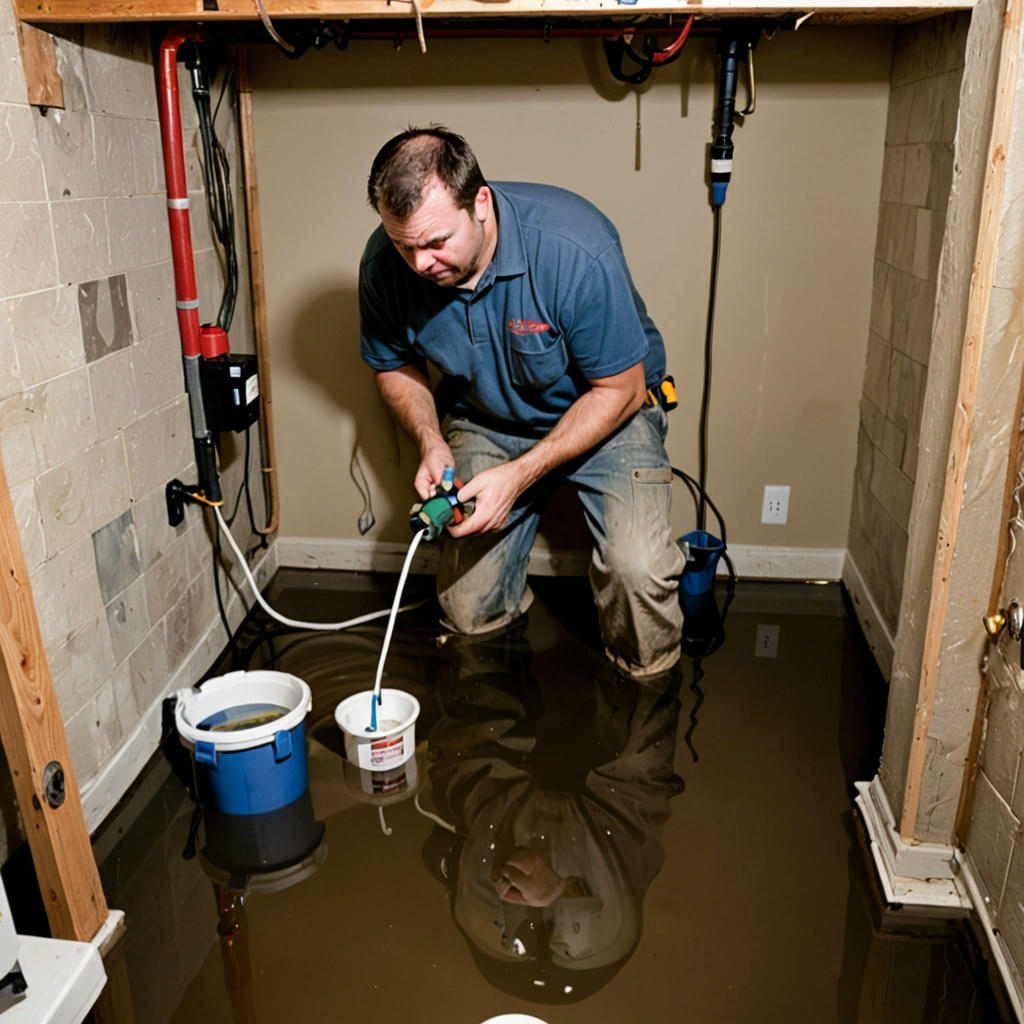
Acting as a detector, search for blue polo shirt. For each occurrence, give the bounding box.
[359,182,666,438]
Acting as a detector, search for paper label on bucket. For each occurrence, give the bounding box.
[372,771,410,795]
[370,735,404,767]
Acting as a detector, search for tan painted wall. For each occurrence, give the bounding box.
[248,26,892,552]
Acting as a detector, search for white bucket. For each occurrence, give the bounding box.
[342,753,420,805]
[334,688,420,771]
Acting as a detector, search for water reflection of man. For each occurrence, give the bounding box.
[421,628,685,1002]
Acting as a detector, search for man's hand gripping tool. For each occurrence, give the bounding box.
[409,466,474,541]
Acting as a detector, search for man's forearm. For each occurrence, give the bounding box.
[444,362,647,536]
[374,366,446,455]
[513,365,646,489]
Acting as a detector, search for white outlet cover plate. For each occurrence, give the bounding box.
[756,623,780,658]
[761,485,790,525]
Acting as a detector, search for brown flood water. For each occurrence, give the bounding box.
[87,570,1011,1023]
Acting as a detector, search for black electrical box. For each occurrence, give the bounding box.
[200,354,259,434]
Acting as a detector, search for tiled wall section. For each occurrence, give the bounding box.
[847,14,969,634]
[0,5,272,856]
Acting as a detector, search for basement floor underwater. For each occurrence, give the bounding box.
[38,569,1018,1022]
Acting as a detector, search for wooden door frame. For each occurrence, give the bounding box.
[0,450,108,941]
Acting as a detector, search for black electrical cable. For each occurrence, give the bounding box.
[225,433,261,536]
[211,75,238,329]
[683,660,704,762]
[212,428,268,659]
[212,75,239,329]
[601,20,696,84]
[222,456,249,529]
[674,469,700,518]
[192,63,239,331]
[240,424,268,548]
[673,467,726,548]
[697,204,722,533]
[225,423,270,546]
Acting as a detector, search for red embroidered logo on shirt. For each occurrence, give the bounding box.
[508,318,551,335]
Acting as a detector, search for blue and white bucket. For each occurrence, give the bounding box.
[174,670,313,816]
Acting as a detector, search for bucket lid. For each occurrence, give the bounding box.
[175,670,312,753]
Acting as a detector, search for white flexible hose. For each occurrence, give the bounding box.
[372,527,427,699]
[214,506,428,632]
[414,792,457,833]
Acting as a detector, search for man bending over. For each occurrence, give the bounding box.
[359,126,685,677]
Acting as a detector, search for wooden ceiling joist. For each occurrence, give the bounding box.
[15,0,975,26]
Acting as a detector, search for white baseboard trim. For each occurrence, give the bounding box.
[855,776,1024,1020]
[853,776,969,907]
[722,544,845,580]
[842,552,896,680]
[278,536,441,574]
[79,545,279,833]
[278,536,846,581]
[957,849,1024,1022]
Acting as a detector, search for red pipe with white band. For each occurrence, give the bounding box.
[157,26,222,503]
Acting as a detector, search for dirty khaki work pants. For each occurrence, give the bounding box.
[437,404,687,677]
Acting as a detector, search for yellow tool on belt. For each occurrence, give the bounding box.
[645,375,678,411]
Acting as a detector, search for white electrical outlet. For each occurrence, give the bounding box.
[761,485,790,525]
[756,624,780,658]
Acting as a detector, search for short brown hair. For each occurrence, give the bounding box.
[367,126,486,217]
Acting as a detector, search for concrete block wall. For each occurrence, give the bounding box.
[0,5,273,856]
[847,13,969,638]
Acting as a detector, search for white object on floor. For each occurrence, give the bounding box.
[480,1017,549,1024]
[0,863,20,981]
[0,903,120,1024]
[0,934,106,1023]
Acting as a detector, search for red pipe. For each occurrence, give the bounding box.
[652,15,695,64]
[158,27,204,360]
